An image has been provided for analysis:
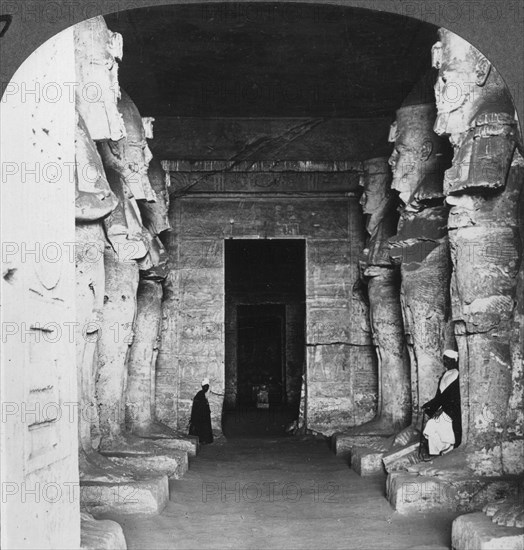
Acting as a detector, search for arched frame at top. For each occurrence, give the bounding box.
[0,0,523,128]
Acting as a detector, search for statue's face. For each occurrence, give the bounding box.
[389,138,421,206]
[74,16,125,142]
[388,104,445,206]
[140,156,171,235]
[124,138,154,197]
[432,29,490,137]
[359,158,391,232]
[117,92,156,201]
[98,90,156,201]
[359,173,388,215]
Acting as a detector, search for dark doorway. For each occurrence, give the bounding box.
[237,304,285,407]
[224,240,305,437]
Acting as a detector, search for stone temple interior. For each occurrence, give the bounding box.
[0,3,523,549]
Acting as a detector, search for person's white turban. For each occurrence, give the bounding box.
[443,349,458,360]
[201,378,210,386]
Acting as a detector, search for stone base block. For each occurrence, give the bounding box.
[81,474,169,516]
[387,472,517,514]
[382,442,420,473]
[150,436,199,457]
[452,512,524,550]
[103,449,188,479]
[81,512,127,549]
[351,446,386,476]
[332,433,390,457]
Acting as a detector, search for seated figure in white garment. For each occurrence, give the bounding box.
[421,349,462,456]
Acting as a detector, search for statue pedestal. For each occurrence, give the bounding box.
[350,444,388,476]
[102,448,188,479]
[332,433,391,458]
[139,433,199,457]
[382,441,421,473]
[386,471,518,514]
[81,474,169,516]
[80,512,127,550]
[451,512,524,550]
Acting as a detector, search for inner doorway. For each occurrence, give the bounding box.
[224,239,306,437]
[237,304,285,407]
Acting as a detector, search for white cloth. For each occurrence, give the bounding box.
[439,369,458,392]
[424,412,455,455]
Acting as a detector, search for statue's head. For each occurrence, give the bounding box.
[388,72,452,207]
[139,156,171,236]
[432,29,518,195]
[359,157,392,234]
[98,90,156,202]
[75,112,118,221]
[117,90,156,201]
[432,28,514,138]
[74,16,125,142]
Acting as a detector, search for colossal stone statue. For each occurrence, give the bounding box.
[126,237,171,437]
[74,16,131,482]
[126,117,177,439]
[388,86,454,424]
[74,112,128,481]
[352,157,411,436]
[96,92,153,451]
[426,28,523,476]
[95,90,191,472]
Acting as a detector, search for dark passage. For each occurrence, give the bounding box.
[237,305,285,407]
[224,240,305,437]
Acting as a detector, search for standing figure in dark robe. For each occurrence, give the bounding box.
[189,378,214,444]
[421,350,461,457]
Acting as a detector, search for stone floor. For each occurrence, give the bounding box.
[222,406,297,438]
[103,434,461,549]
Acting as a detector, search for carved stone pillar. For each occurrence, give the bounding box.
[428,27,523,475]
[389,206,452,414]
[126,237,170,436]
[388,92,454,421]
[74,16,128,480]
[348,157,411,436]
[125,114,175,438]
[96,98,153,449]
[96,246,140,450]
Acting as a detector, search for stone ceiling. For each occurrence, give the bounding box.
[105,3,438,119]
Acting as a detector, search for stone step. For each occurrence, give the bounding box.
[149,436,199,456]
[382,442,421,473]
[451,512,524,550]
[81,474,169,517]
[350,445,387,476]
[103,449,189,479]
[332,433,390,457]
[387,472,518,514]
[80,512,127,550]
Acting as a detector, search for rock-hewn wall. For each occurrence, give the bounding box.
[152,116,384,436]
[158,187,375,436]
[0,26,80,549]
